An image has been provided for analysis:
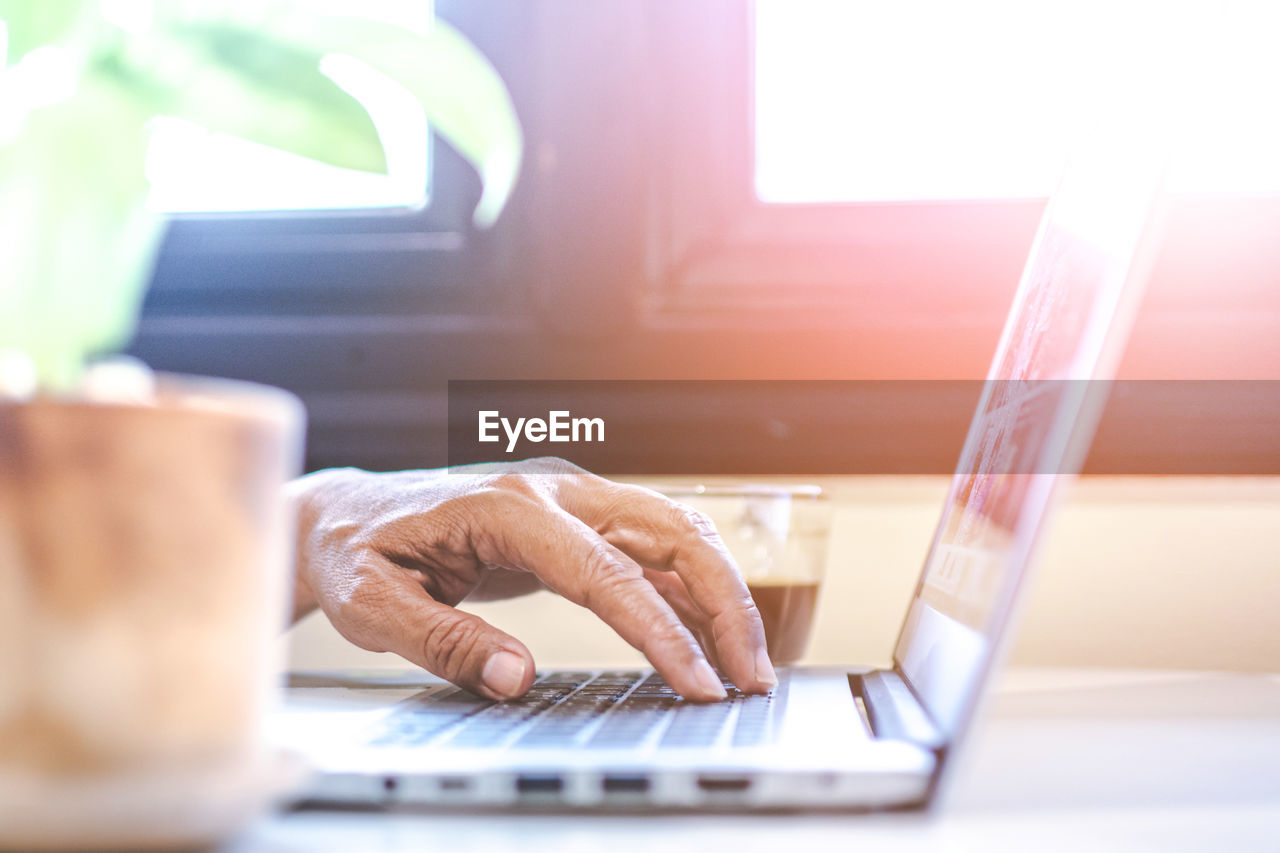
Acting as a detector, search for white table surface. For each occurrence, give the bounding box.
[228,667,1280,852]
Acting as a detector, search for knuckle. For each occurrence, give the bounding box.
[492,458,595,504]
[665,502,734,566]
[490,471,541,498]
[442,487,540,529]
[621,586,690,653]
[519,456,585,477]
[575,540,634,604]
[600,482,654,518]
[670,502,719,540]
[646,615,701,660]
[327,556,385,613]
[710,594,764,642]
[585,568,683,638]
[420,610,486,678]
[325,565,400,652]
[432,489,498,522]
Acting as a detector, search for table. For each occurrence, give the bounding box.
[230,668,1280,852]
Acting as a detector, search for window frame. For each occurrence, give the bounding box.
[643,0,1047,319]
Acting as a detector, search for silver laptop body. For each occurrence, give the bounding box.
[271,155,1167,811]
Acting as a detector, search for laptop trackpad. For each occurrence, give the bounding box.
[775,668,873,753]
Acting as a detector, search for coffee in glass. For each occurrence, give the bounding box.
[654,484,831,666]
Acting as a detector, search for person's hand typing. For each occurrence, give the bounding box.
[286,459,776,702]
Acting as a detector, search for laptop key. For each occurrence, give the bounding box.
[731,693,775,746]
[368,670,777,752]
[438,672,611,748]
[659,701,734,748]
[365,688,493,747]
[584,700,676,748]
[513,686,622,747]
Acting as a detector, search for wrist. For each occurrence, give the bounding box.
[283,468,355,622]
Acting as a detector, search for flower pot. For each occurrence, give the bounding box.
[0,374,305,849]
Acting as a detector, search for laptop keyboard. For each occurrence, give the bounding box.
[367,670,782,751]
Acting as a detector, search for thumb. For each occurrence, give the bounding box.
[357,574,536,701]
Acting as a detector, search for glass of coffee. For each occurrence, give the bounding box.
[654,484,831,666]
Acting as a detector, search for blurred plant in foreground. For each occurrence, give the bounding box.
[0,0,521,390]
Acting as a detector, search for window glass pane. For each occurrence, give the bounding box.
[754,0,1280,202]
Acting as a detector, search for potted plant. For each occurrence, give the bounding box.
[0,2,521,847]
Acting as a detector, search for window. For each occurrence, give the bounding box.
[138,1,525,320]
[754,0,1280,203]
[131,0,1280,474]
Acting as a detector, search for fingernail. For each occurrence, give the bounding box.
[755,646,778,688]
[692,658,727,700]
[482,650,527,699]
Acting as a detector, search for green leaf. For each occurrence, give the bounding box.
[154,4,522,227]
[0,0,83,66]
[303,17,525,228]
[0,75,160,389]
[392,19,522,228]
[108,23,387,174]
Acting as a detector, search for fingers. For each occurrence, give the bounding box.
[465,490,728,702]
[325,552,537,701]
[644,568,722,671]
[563,482,776,693]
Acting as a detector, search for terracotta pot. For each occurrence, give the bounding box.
[0,374,304,848]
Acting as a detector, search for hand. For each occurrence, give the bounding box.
[286,459,776,702]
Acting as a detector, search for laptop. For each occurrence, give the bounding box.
[271,152,1167,811]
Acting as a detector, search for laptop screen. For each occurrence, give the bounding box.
[893,156,1166,738]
